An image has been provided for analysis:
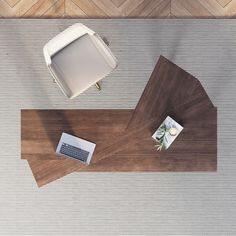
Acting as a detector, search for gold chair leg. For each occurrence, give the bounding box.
[95,82,101,91]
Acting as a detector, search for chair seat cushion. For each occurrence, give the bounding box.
[51,34,114,98]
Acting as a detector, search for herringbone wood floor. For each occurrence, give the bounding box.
[1,0,236,18]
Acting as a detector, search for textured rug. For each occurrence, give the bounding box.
[0,19,235,235]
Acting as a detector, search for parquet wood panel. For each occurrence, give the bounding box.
[1,0,236,18]
[21,56,217,187]
[22,109,133,160]
[89,56,216,165]
[22,109,134,187]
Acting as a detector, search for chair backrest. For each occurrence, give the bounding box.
[43,23,118,99]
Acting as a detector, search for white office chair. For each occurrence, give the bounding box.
[43,23,118,99]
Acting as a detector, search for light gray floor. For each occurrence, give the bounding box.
[0,19,235,235]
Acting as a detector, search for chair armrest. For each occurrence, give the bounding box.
[44,23,95,58]
[43,46,52,66]
[91,34,118,69]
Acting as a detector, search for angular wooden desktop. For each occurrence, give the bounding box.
[21,56,217,187]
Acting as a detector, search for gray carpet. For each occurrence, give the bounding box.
[0,19,235,235]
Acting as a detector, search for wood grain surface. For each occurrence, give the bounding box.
[21,56,217,187]
[91,56,216,163]
[2,0,236,18]
[22,109,134,186]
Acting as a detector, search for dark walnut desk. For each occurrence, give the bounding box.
[21,56,217,187]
